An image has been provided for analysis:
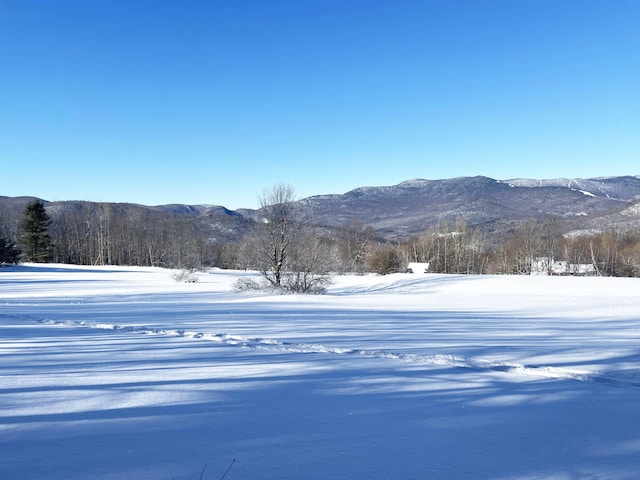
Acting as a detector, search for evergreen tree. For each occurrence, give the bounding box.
[21,200,52,262]
[0,235,20,264]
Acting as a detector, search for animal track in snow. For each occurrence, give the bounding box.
[37,318,640,389]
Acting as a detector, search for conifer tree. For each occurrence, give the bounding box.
[0,235,20,264]
[21,200,52,262]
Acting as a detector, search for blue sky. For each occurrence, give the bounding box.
[1,0,638,209]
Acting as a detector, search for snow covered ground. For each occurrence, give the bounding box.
[1,264,639,479]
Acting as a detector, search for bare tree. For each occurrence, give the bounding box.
[405,220,487,274]
[503,220,542,274]
[236,184,333,292]
[284,230,334,293]
[255,184,305,288]
[336,221,375,273]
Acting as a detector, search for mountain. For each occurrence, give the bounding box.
[504,176,640,202]
[2,176,640,242]
[301,176,640,237]
[0,198,253,244]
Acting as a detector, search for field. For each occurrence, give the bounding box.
[1,264,639,479]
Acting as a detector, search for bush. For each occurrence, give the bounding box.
[233,273,331,294]
[367,244,401,275]
[232,276,267,292]
[171,268,198,283]
[280,271,332,294]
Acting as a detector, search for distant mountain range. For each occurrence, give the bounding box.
[300,175,640,237]
[3,176,640,241]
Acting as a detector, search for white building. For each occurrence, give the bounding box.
[406,262,430,274]
[531,257,596,276]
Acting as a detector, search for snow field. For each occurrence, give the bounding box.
[1,264,640,479]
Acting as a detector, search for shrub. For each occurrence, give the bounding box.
[171,268,198,283]
[368,244,401,275]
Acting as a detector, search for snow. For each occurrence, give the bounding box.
[2,264,640,479]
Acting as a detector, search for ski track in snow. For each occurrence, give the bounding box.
[14,316,640,389]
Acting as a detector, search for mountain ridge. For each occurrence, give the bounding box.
[2,175,640,240]
[299,175,640,237]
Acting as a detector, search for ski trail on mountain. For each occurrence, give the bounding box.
[37,317,640,389]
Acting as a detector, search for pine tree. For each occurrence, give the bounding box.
[0,235,20,264]
[21,200,52,262]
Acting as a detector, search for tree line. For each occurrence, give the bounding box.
[2,189,640,286]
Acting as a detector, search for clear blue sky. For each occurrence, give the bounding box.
[1,0,638,209]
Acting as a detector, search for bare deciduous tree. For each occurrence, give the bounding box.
[404,220,488,274]
[336,221,375,273]
[255,183,304,287]
[237,184,333,292]
[284,230,334,293]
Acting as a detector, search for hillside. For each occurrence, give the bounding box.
[302,175,640,237]
[3,175,640,241]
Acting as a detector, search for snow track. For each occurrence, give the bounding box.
[37,317,640,389]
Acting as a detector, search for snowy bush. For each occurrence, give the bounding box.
[233,276,266,292]
[280,271,332,294]
[171,268,198,283]
[233,273,330,294]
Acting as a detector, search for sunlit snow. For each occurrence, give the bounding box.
[1,264,639,479]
